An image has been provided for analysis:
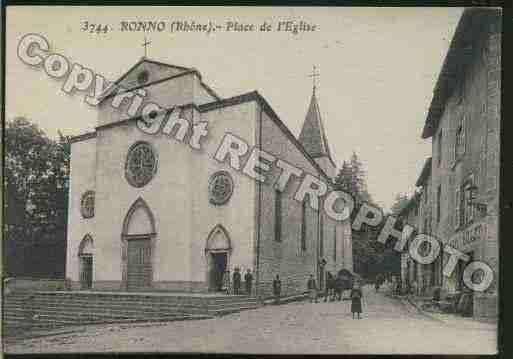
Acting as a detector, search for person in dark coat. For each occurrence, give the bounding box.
[233,267,241,295]
[222,270,231,294]
[375,274,383,293]
[350,281,364,319]
[307,275,318,303]
[244,269,253,295]
[324,272,334,302]
[334,274,343,301]
[272,275,281,304]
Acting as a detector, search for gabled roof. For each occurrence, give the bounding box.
[415,157,432,187]
[97,57,220,104]
[298,90,333,162]
[422,8,501,139]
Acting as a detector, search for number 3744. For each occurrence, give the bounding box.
[81,21,111,34]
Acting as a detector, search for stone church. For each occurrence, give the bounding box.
[66,57,353,297]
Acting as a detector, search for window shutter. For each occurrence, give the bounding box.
[469,174,475,221]
[455,187,460,229]
[462,115,467,155]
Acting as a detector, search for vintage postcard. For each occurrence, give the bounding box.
[3,6,500,354]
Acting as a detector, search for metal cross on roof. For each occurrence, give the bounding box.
[309,65,320,94]
[142,38,151,58]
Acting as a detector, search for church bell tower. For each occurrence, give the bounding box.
[298,86,336,179]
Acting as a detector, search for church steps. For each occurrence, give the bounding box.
[8,294,259,307]
[3,292,260,334]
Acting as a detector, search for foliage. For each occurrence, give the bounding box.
[333,152,400,280]
[4,117,71,277]
[390,193,410,215]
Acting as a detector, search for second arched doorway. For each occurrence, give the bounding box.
[205,225,232,292]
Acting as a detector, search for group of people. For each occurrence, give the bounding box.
[306,273,366,319]
[222,267,253,295]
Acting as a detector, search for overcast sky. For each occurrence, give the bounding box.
[6,6,463,211]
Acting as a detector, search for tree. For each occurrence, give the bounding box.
[390,193,410,215]
[333,152,385,279]
[4,117,71,277]
[334,152,374,207]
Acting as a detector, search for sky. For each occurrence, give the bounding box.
[6,6,463,211]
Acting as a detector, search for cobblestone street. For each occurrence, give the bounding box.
[4,285,497,354]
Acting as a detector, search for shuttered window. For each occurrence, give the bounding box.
[455,188,460,229]
[319,214,324,256]
[301,200,307,252]
[275,190,282,242]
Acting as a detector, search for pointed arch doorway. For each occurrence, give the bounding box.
[205,225,232,292]
[78,235,94,290]
[121,198,156,291]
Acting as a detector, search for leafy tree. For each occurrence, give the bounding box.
[334,152,374,207]
[390,193,410,215]
[4,117,71,277]
[333,152,403,280]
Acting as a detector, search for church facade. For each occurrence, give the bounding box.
[66,58,353,297]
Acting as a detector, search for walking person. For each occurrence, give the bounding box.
[307,274,318,303]
[350,280,364,319]
[233,267,241,295]
[244,268,253,295]
[272,274,281,305]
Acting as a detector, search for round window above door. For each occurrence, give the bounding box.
[125,142,158,188]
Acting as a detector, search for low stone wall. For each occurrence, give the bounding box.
[4,277,67,293]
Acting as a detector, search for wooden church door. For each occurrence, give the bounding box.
[127,239,152,291]
[80,255,93,290]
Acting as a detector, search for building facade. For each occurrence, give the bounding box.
[66,58,353,297]
[410,8,500,318]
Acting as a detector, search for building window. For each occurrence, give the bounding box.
[275,190,282,242]
[455,187,461,229]
[438,129,443,166]
[319,215,324,256]
[333,226,337,262]
[437,185,441,224]
[461,174,475,227]
[81,191,95,219]
[125,142,158,188]
[456,174,476,229]
[301,200,307,252]
[137,70,149,85]
[209,171,234,206]
[455,116,467,161]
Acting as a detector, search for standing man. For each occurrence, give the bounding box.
[334,273,343,301]
[307,274,318,303]
[272,274,282,304]
[222,269,231,294]
[244,268,253,295]
[233,267,241,295]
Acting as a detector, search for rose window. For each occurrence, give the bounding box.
[125,142,158,188]
[209,171,234,205]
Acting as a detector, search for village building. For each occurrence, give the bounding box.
[66,58,353,298]
[419,8,500,318]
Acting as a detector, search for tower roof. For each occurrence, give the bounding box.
[298,91,333,161]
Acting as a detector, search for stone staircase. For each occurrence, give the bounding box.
[3,291,260,336]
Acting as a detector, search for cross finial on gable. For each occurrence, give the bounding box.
[309,65,320,94]
[142,37,151,58]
